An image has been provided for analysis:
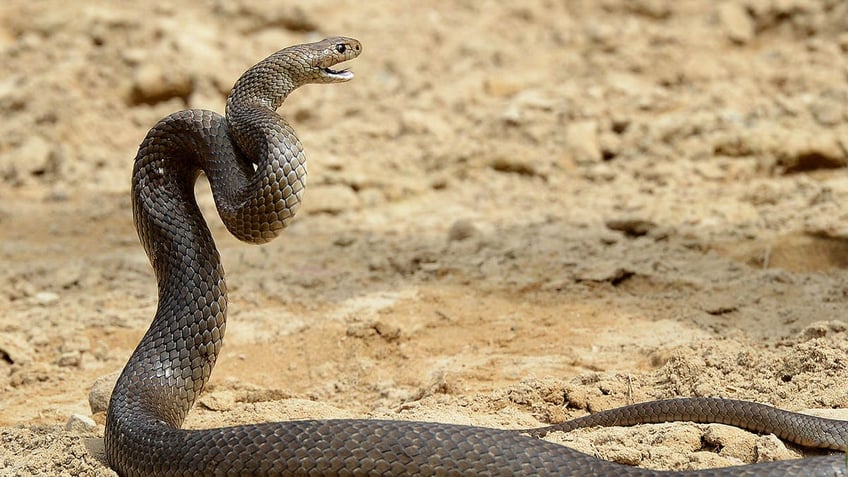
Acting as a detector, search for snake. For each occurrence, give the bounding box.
[104,36,848,476]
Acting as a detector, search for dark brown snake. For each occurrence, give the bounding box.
[105,37,848,476]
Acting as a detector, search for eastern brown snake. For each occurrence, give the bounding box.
[104,36,847,476]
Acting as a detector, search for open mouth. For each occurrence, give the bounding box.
[322,64,354,80]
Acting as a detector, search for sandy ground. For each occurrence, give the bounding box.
[1,0,848,475]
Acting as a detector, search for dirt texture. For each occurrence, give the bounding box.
[2,0,848,475]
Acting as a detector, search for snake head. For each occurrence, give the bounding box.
[309,36,362,83]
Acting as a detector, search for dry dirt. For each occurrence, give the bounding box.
[2,0,848,475]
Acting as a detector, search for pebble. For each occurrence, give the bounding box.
[304,184,359,214]
[716,2,755,44]
[33,291,59,305]
[574,262,635,284]
[581,163,618,182]
[499,89,556,127]
[0,334,34,365]
[57,351,81,368]
[629,0,671,19]
[779,130,846,173]
[510,89,556,111]
[400,110,452,139]
[46,185,70,202]
[65,413,97,433]
[53,265,83,290]
[238,4,317,33]
[447,219,479,242]
[484,78,524,98]
[130,62,193,105]
[499,104,523,126]
[564,120,602,165]
[0,136,59,184]
[489,155,540,177]
[809,91,846,127]
[89,372,120,414]
[333,235,356,247]
[605,218,657,237]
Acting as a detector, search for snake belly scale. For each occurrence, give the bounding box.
[105,37,847,476]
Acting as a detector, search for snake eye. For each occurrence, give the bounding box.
[336,44,346,54]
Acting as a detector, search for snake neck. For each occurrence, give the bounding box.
[226,50,304,113]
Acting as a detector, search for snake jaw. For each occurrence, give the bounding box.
[321,66,354,82]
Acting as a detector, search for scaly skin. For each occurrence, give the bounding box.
[105,36,847,476]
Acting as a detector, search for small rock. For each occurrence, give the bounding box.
[605,218,657,237]
[120,47,146,66]
[574,263,635,284]
[399,110,452,139]
[239,4,318,33]
[33,291,60,305]
[499,89,555,126]
[598,131,621,160]
[447,219,479,242]
[270,6,317,32]
[511,89,556,111]
[628,0,672,19]
[699,299,739,316]
[89,372,120,415]
[65,413,96,433]
[130,62,193,105]
[47,185,70,201]
[333,235,356,247]
[0,136,59,184]
[779,130,846,173]
[373,321,402,342]
[716,2,755,44]
[500,104,523,126]
[305,184,359,214]
[564,120,602,165]
[0,334,34,366]
[490,155,540,176]
[54,265,84,290]
[57,351,81,368]
[809,91,846,127]
[484,78,524,98]
[581,163,618,182]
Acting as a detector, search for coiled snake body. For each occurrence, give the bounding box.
[105,37,847,476]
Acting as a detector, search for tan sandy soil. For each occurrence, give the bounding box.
[1,0,848,475]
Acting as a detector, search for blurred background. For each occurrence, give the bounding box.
[1,0,847,474]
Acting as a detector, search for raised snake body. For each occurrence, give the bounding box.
[105,37,847,476]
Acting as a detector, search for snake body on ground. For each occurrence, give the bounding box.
[104,37,848,476]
